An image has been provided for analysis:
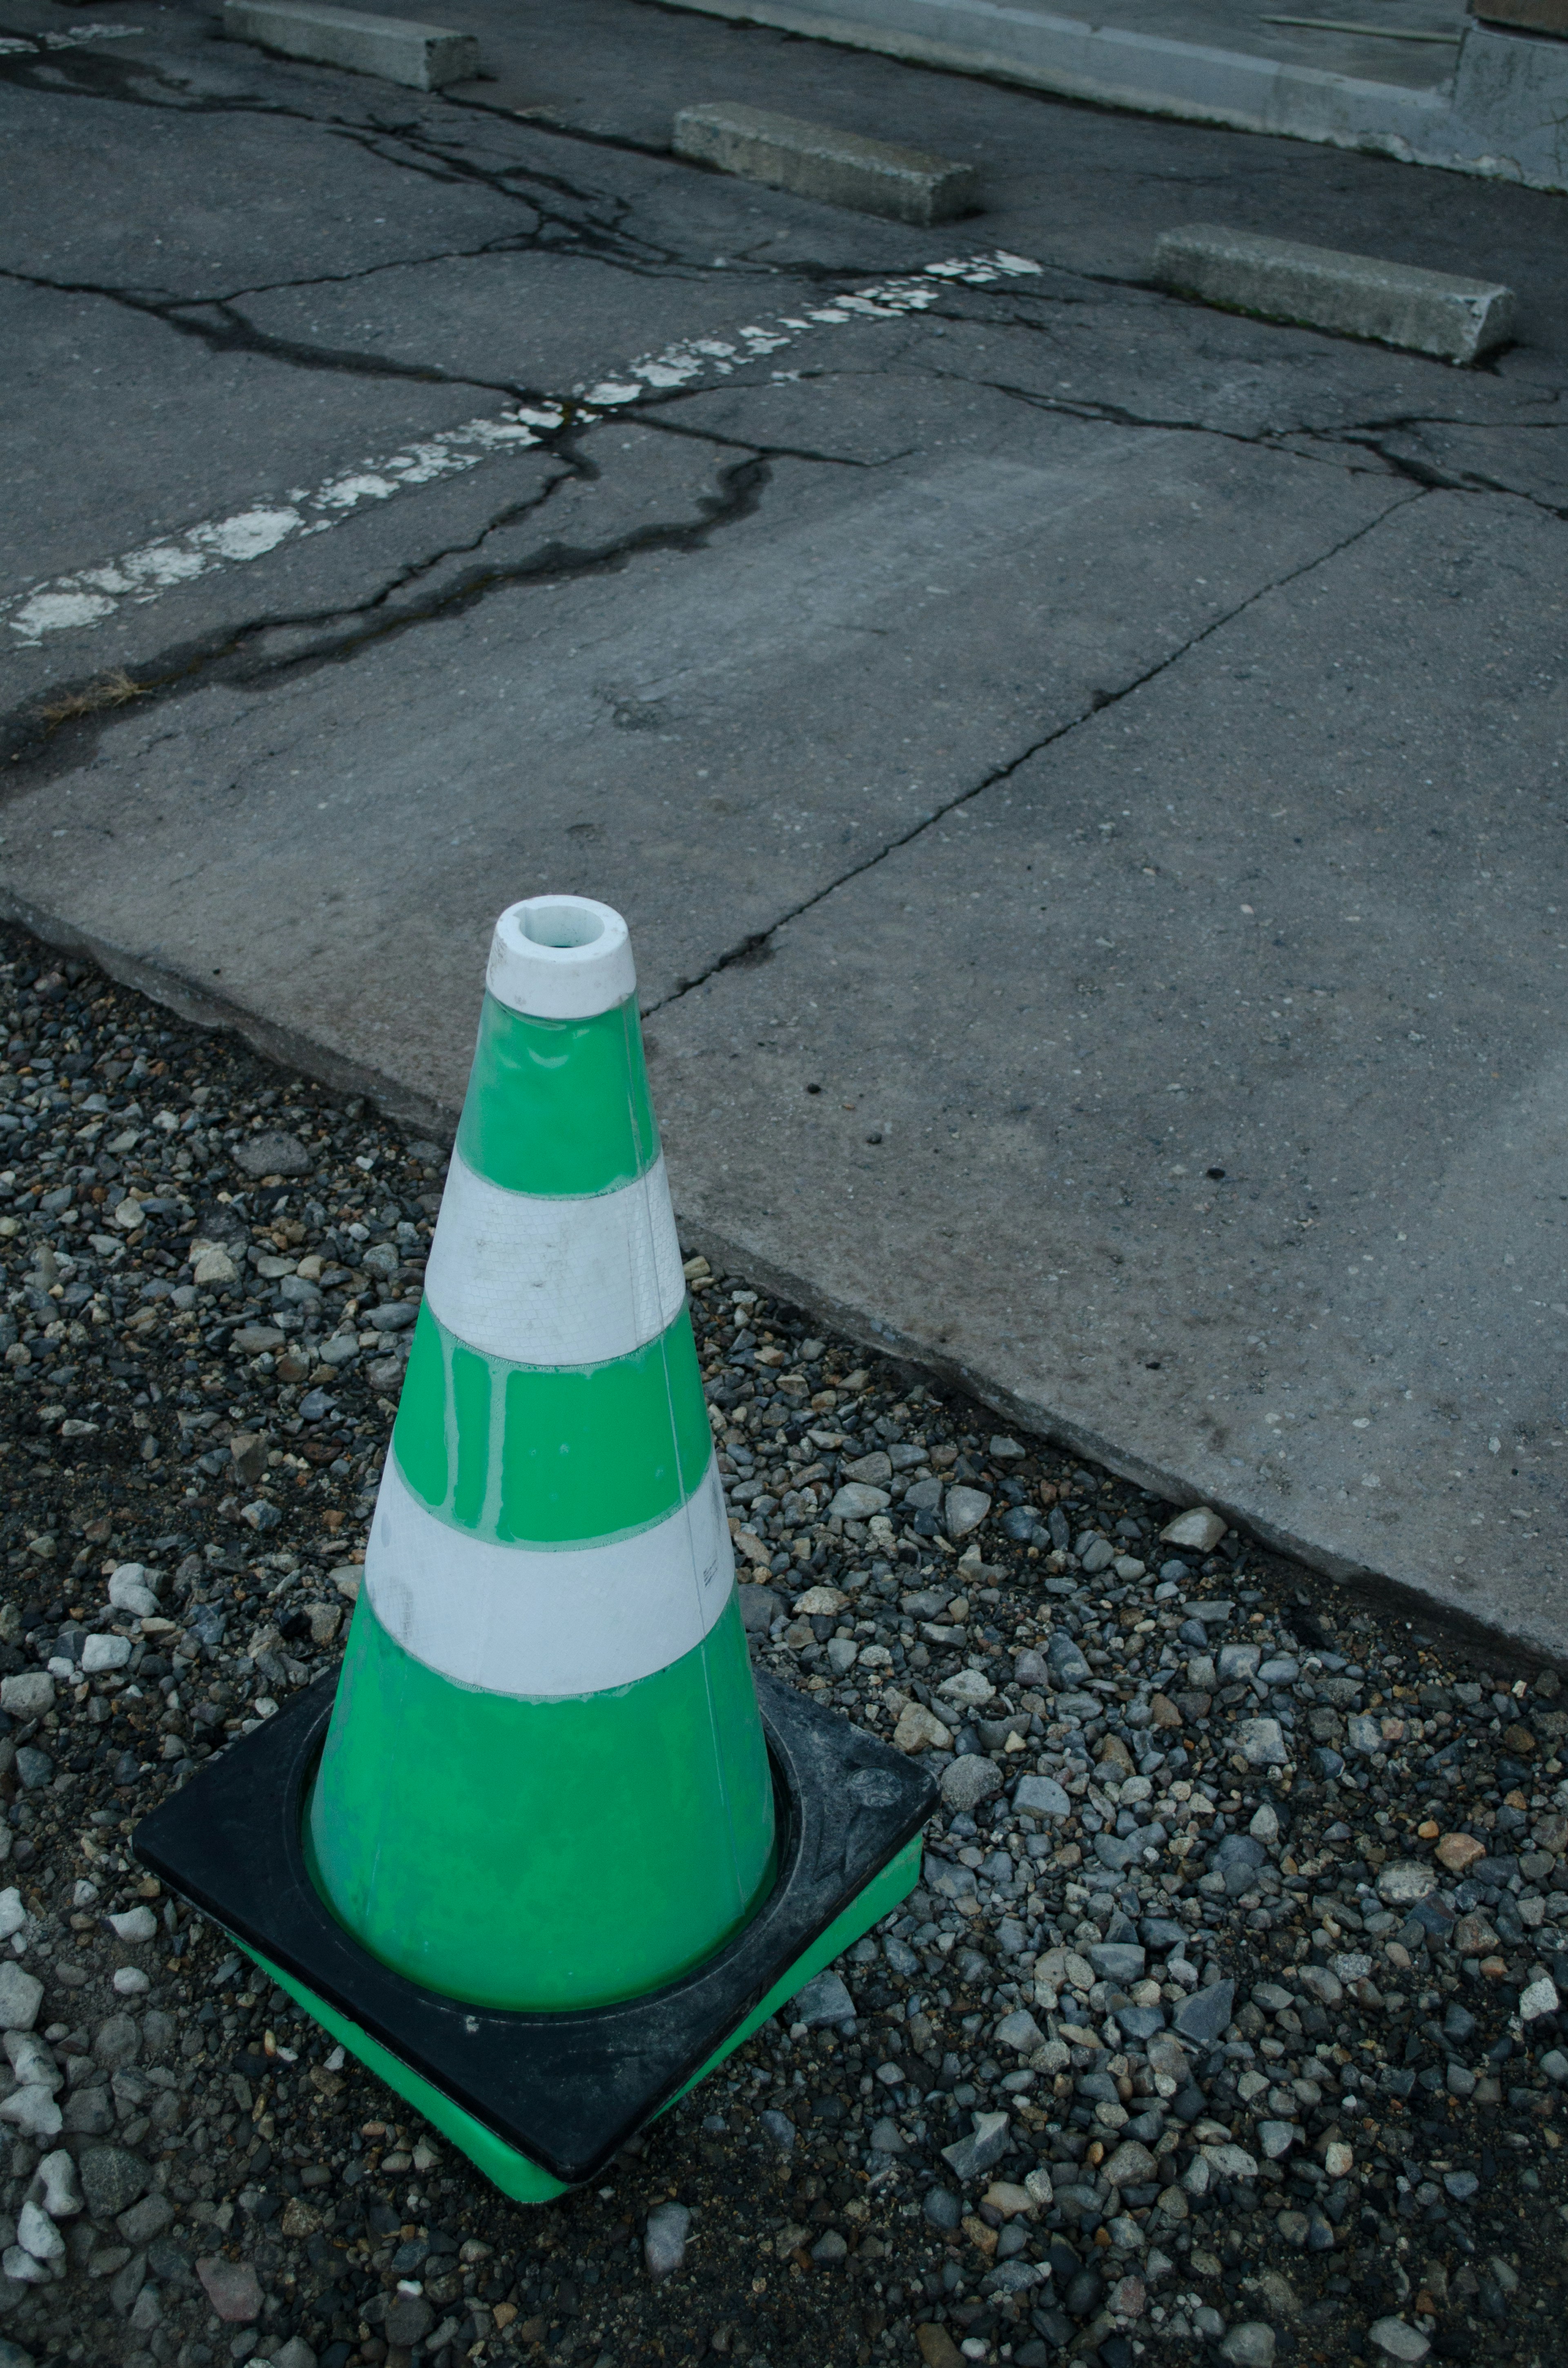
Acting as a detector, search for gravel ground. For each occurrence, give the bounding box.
[0,922,1566,2368]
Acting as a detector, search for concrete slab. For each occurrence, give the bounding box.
[1153,223,1515,365]
[652,486,1568,1662]
[223,0,480,89]
[672,101,977,222]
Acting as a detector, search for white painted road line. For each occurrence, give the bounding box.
[2,251,1041,650]
[0,23,144,52]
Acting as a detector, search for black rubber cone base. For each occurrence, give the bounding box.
[134,1670,937,2189]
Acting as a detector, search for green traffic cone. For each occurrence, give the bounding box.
[309,894,776,2013]
[137,896,935,2202]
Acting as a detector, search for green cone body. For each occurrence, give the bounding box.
[307,899,776,2010]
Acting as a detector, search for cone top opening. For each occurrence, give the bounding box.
[487,896,637,1020]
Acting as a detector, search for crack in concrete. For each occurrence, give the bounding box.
[644,485,1426,1013]
[0,418,882,776]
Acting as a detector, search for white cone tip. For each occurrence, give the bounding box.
[487,896,637,1021]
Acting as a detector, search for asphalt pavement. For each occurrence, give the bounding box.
[3,0,1567,1655]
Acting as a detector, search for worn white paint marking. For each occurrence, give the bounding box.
[0,22,144,51]
[3,250,1040,647]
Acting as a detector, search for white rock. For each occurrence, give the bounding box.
[893,1704,952,1754]
[1219,2327,1276,2368]
[1323,2141,1354,2178]
[792,1585,849,1616]
[938,1668,996,1707]
[0,1673,53,1719]
[16,2200,62,2263]
[113,1967,151,1998]
[5,2034,59,2093]
[191,1244,238,1287]
[1376,1860,1436,1906]
[1160,1506,1227,1551]
[644,2201,691,2282]
[35,2150,82,2218]
[0,2087,62,2138]
[0,1891,24,1944]
[1248,1804,1279,1844]
[0,1966,43,2031]
[1368,2319,1430,2363]
[108,1564,160,1617]
[1257,2120,1295,2159]
[1,2244,47,2285]
[107,1905,158,1944]
[81,1634,132,1674]
[1520,1975,1560,2022]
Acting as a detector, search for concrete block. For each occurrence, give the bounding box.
[1473,0,1568,29]
[1152,223,1515,364]
[672,102,976,224]
[221,0,479,90]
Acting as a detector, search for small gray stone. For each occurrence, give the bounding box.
[1219,2327,1277,2368]
[1047,1634,1091,1685]
[944,1487,992,1540]
[760,2109,795,2154]
[1234,1718,1288,1769]
[1296,1964,1343,2007]
[62,2089,114,2136]
[811,2228,848,2263]
[232,1131,312,1179]
[868,2116,906,2154]
[116,2194,173,2248]
[1013,1773,1071,1818]
[923,2186,963,2230]
[792,1971,855,2028]
[93,2016,140,2069]
[1172,1979,1235,2045]
[941,2111,1010,2183]
[1257,2120,1295,2159]
[994,2010,1044,2053]
[829,1482,891,1521]
[738,1586,781,1636]
[842,1451,892,1485]
[941,1755,1003,1813]
[1088,1943,1146,1984]
[1347,1713,1383,1755]
[384,2290,434,2345]
[1442,2170,1479,2201]
[1101,2139,1158,2189]
[79,2147,150,2221]
[1216,1643,1261,1681]
[1079,1537,1115,1574]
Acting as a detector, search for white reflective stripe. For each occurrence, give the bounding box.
[423,1149,684,1367]
[364,1453,735,1697]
